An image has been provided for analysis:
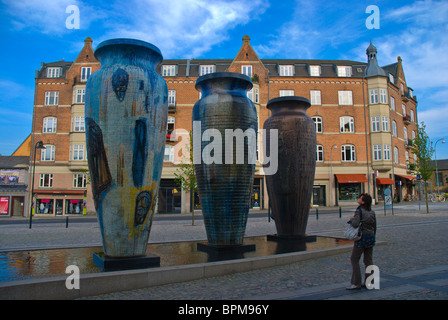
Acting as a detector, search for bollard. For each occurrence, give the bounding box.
[339,206,342,219]
[66,216,69,228]
[316,207,319,220]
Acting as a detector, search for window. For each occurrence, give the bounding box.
[241,65,253,77]
[310,90,321,105]
[404,127,408,141]
[72,145,85,161]
[309,65,321,76]
[164,145,174,162]
[382,116,389,132]
[402,104,406,116]
[412,131,416,140]
[81,67,91,82]
[400,83,405,95]
[369,89,379,104]
[371,116,380,132]
[168,90,176,106]
[383,145,391,160]
[279,65,294,76]
[316,145,324,162]
[254,87,259,104]
[338,91,353,105]
[45,91,59,105]
[39,174,53,188]
[312,116,323,133]
[75,89,85,103]
[373,145,382,160]
[73,174,87,188]
[162,65,176,76]
[341,145,356,161]
[394,147,399,163]
[392,121,397,137]
[200,65,215,76]
[73,116,85,132]
[47,67,61,78]
[167,116,175,138]
[409,88,414,98]
[340,116,354,133]
[410,110,415,122]
[380,89,387,104]
[279,90,294,97]
[41,145,55,161]
[337,66,352,77]
[389,73,395,83]
[43,117,57,133]
[390,96,395,111]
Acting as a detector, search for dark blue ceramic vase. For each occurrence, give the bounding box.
[85,39,168,257]
[193,72,257,247]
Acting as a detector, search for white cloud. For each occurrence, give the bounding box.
[98,0,269,58]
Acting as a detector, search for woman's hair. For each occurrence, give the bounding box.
[359,193,372,211]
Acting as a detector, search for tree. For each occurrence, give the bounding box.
[410,121,434,213]
[173,131,198,225]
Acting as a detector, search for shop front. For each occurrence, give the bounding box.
[335,174,368,206]
[33,190,86,216]
[375,177,394,202]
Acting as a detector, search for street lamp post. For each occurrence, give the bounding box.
[29,141,46,229]
[330,144,338,207]
[435,138,445,194]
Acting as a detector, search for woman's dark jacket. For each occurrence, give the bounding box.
[349,206,377,235]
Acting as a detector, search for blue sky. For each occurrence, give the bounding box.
[1,0,447,160]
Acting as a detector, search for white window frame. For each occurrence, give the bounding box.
[369,89,379,104]
[39,173,53,188]
[410,109,415,122]
[41,145,55,161]
[45,91,59,106]
[312,116,323,133]
[390,96,395,111]
[254,87,259,104]
[394,147,399,163]
[337,66,352,77]
[200,65,215,76]
[168,90,176,106]
[279,65,294,76]
[279,90,294,97]
[392,121,397,137]
[373,145,382,161]
[310,90,321,105]
[309,65,321,76]
[162,65,176,77]
[43,117,57,133]
[46,67,61,78]
[81,67,91,82]
[371,116,380,132]
[380,89,387,104]
[382,116,389,132]
[73,174,87,188]
[383,145,391,160]
[164,145,174,162]
[72,145,85,161]
[341,145,356,162]
[241,65,252,77]
[73,116,85,132]
[338,91,353,105]
[404,127,408,141]
[75,88,85,103]
[340,116,355,133]
[402,104,406,116]
[389,73,395,83]
[316,145,324,162]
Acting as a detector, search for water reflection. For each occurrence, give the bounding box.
[0,236,352,283]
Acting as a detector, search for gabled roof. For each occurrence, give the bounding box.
[0,156,29,169]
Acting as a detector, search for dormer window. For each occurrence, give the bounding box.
[47,67,62,78]
[389,73,395,83]
[337,66,352,77]
[162,65,176,77]
[310,65,321,76]
[279,65,294,76]
[200,65,215,76]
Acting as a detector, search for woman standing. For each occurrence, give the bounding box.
[346,193,377,290]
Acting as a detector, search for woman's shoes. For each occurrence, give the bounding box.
[346,284,362,290]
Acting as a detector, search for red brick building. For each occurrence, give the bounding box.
[27,36,418,216]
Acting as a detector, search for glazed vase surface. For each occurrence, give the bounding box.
[193,72,257,246]
[264,96,316,238]
[85,38,168,257]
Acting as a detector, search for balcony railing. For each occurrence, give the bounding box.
[168,104,176,113]
[405,139,413,148]
[403,114,411,125]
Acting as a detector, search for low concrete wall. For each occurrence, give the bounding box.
[0,243,369,300]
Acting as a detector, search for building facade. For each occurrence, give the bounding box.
[27,36,418,217]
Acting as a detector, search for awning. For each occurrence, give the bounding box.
[34,189,86,195]
[335,174,368,183]
[376,178,394,185]
[395,174,416,181]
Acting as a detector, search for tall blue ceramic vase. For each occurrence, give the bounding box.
[193,72,257,247]
[85,39,168,258]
